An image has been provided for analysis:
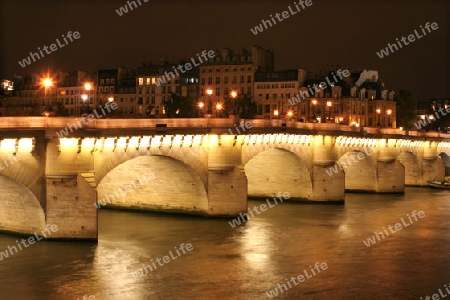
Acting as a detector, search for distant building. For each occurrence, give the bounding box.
[253,69,306,119]
[198,46,274,116]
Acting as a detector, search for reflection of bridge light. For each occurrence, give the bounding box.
[128,136,140,150]
[81,138,95,152]
[0,139,16,153]
[18,138,34,152]
[59,138,78,151]
[184,135,193,147]
[95,138,104,152]
[173,135,183,147]
[249,135,257,145]
[193,135,202,147]
[116,137,127,149]
[139,136,151,148]
[104,138,115,152]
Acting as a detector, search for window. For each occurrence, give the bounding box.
[247,87,251,95]
[106,79,110,85]
[216,88,220,96]
[111,79,115,84]
[100,79,104,85]
[240,87,244,94]
[265,105,270,113]
[216,69,220,72]
[224,77,228,84]
[201,77,206,85]
[240,76,244,83]
[265,94,269,100]
[110,87,114,93]
[286,93,290,99]
[247,75,252,83]
[138,78,143,85]
[151,96,155,104]
[258,94,262,100]
[216,77,220,84]
[152,78,156,84]
[208,69,213,73]
[146,78,150,85]
[162,86,166,93]
[99,87,103,93]
[130,97,134,102]
[208,77,212,84]
[273,94,277,99]
[146,87,150,94]
[232,76,236,83]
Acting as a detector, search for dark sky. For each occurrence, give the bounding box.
[1,0,448,101]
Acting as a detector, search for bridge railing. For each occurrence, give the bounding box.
[0,117,449,139]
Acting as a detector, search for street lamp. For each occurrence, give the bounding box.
[287,110,293,121]
[387,109,392,127]
[206,89,213,114]
[230,90,237,115]
[274,110,279,119]
[197,102,204,118]
[376,109,381,127]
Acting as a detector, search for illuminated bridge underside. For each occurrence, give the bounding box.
[0,132,448,240]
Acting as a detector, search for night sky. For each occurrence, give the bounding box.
[1,0,448,101]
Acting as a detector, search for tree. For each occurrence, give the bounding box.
[164,93,195,118]
[235,95,257,119]
[395,90,417,129]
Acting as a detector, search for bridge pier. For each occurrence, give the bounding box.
[312,136,345,202]
[206,135,247,216]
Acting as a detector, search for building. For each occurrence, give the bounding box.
[254,69,306,119]
[56,70,96,116]
[136,61,199,118]
[198,46,274,117]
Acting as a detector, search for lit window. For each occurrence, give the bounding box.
[138,78,143,85]
[146,78,150,85]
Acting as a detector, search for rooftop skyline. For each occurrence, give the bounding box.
[1,0,448,101]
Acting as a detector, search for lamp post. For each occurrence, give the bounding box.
[206,89,213,114]
[230,90,238,116]
[197,102,204,118]
[274,109,279,120]
[327,101,332,122]
[108,97,114,117]
[311,99,317,122]
[376,109,381,127]
[387,109,392,127]
[215,103,223,118]
[81,82,92,115]
[41,77,53,114]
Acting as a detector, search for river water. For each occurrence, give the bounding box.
[0,187,449,300]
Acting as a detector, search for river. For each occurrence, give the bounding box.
[0,187,449,300]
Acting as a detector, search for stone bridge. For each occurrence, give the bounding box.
[0,117,449,241]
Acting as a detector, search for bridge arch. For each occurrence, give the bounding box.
[397,151,421,185]
[0,174,46,235]
[244,148,313,200]
[96,155,209,215]
[337,149,377,192]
